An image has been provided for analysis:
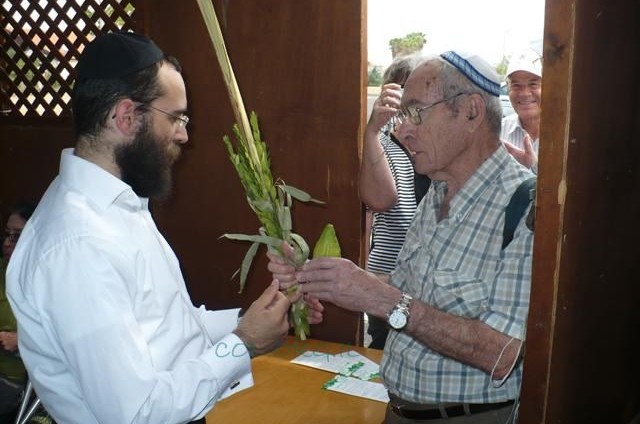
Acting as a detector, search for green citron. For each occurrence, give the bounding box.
[312,223,342,258]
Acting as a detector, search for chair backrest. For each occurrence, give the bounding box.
[14,378,42,424]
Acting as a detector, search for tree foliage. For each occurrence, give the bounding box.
[389,32,427,58]
[496,55,509,79]
[368,66,383,86]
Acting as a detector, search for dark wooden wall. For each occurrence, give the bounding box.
[0,122,72,214]
[0,0,366,345]
[519,0,640,422]
[144,0,366,344]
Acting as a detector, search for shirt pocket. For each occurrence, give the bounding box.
[429,270,490,318]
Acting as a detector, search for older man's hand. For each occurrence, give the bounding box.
[295,257,386,314]
[266,243,299,290]
[266,242,325,325]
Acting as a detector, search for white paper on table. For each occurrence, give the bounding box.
[290,350,380,380]
[290,350,351,374]
[322,375,390,403]
[339,351,380,381]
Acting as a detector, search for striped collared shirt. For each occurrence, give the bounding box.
[501,114,539,154]
[381,146,534,404]
[501,113,539,174]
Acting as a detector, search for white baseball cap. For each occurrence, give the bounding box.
[507,48,543,78]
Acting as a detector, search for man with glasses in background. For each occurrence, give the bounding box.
[269,51,535,423]
[6,32,298,424]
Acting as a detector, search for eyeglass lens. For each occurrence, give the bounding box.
[4,230,21,243]
[149,105,189,128]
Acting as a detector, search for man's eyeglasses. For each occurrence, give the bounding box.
[148,105,190,128]
[3,230,21,244]
[397,92,470,125]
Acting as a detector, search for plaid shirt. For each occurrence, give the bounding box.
[380,146,534,404]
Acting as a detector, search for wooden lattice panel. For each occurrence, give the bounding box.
[0,0,140,118]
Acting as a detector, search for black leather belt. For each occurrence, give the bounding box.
[390,399,514,420]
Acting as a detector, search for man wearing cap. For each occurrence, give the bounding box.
[7,31,298,424]
[269,52,534,423]
[501,48,543,173]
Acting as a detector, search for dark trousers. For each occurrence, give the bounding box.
[190,418,206,424]
[384,403,515,424]
[384,393,517,424]
[0,376,23,415]
[367,315,390,349]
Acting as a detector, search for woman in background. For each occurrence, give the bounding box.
[360,55,429,349]
[1,202,34,419]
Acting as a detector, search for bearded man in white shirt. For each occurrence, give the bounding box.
[6,31,310,424]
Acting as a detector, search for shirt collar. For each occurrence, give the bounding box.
[503,114,523,138]
[59,148,147,212]
[435,146,510,222]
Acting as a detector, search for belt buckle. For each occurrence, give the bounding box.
[389,403,443,420]
[390,403,405,416]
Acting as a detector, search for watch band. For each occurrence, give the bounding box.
[387,292,413,330]
[397,292,412,311]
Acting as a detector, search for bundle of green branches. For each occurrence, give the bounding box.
[222,112,322,340]
[196,0,324,339]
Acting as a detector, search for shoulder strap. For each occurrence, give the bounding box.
[502,177,537,249]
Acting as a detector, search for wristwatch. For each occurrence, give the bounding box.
[387,292,413,330]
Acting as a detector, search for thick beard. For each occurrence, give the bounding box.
[115,123,174,200]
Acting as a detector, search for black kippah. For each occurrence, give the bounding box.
[75,31,164,80]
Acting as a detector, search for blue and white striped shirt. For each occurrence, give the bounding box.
[367,129,417,274]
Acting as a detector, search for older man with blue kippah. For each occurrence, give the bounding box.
[269,51,535,423]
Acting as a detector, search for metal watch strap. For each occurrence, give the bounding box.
[397,292,412,311]
[387,292,413,330]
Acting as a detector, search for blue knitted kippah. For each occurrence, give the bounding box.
[440,51,501,97]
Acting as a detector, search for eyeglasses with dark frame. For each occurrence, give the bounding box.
[397,92,471,125]
[148,105,190,128]
[3,230,21,244]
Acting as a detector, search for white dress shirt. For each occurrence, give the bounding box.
[7,149,252,424]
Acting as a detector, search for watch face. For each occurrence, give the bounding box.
[388,310,407,330]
